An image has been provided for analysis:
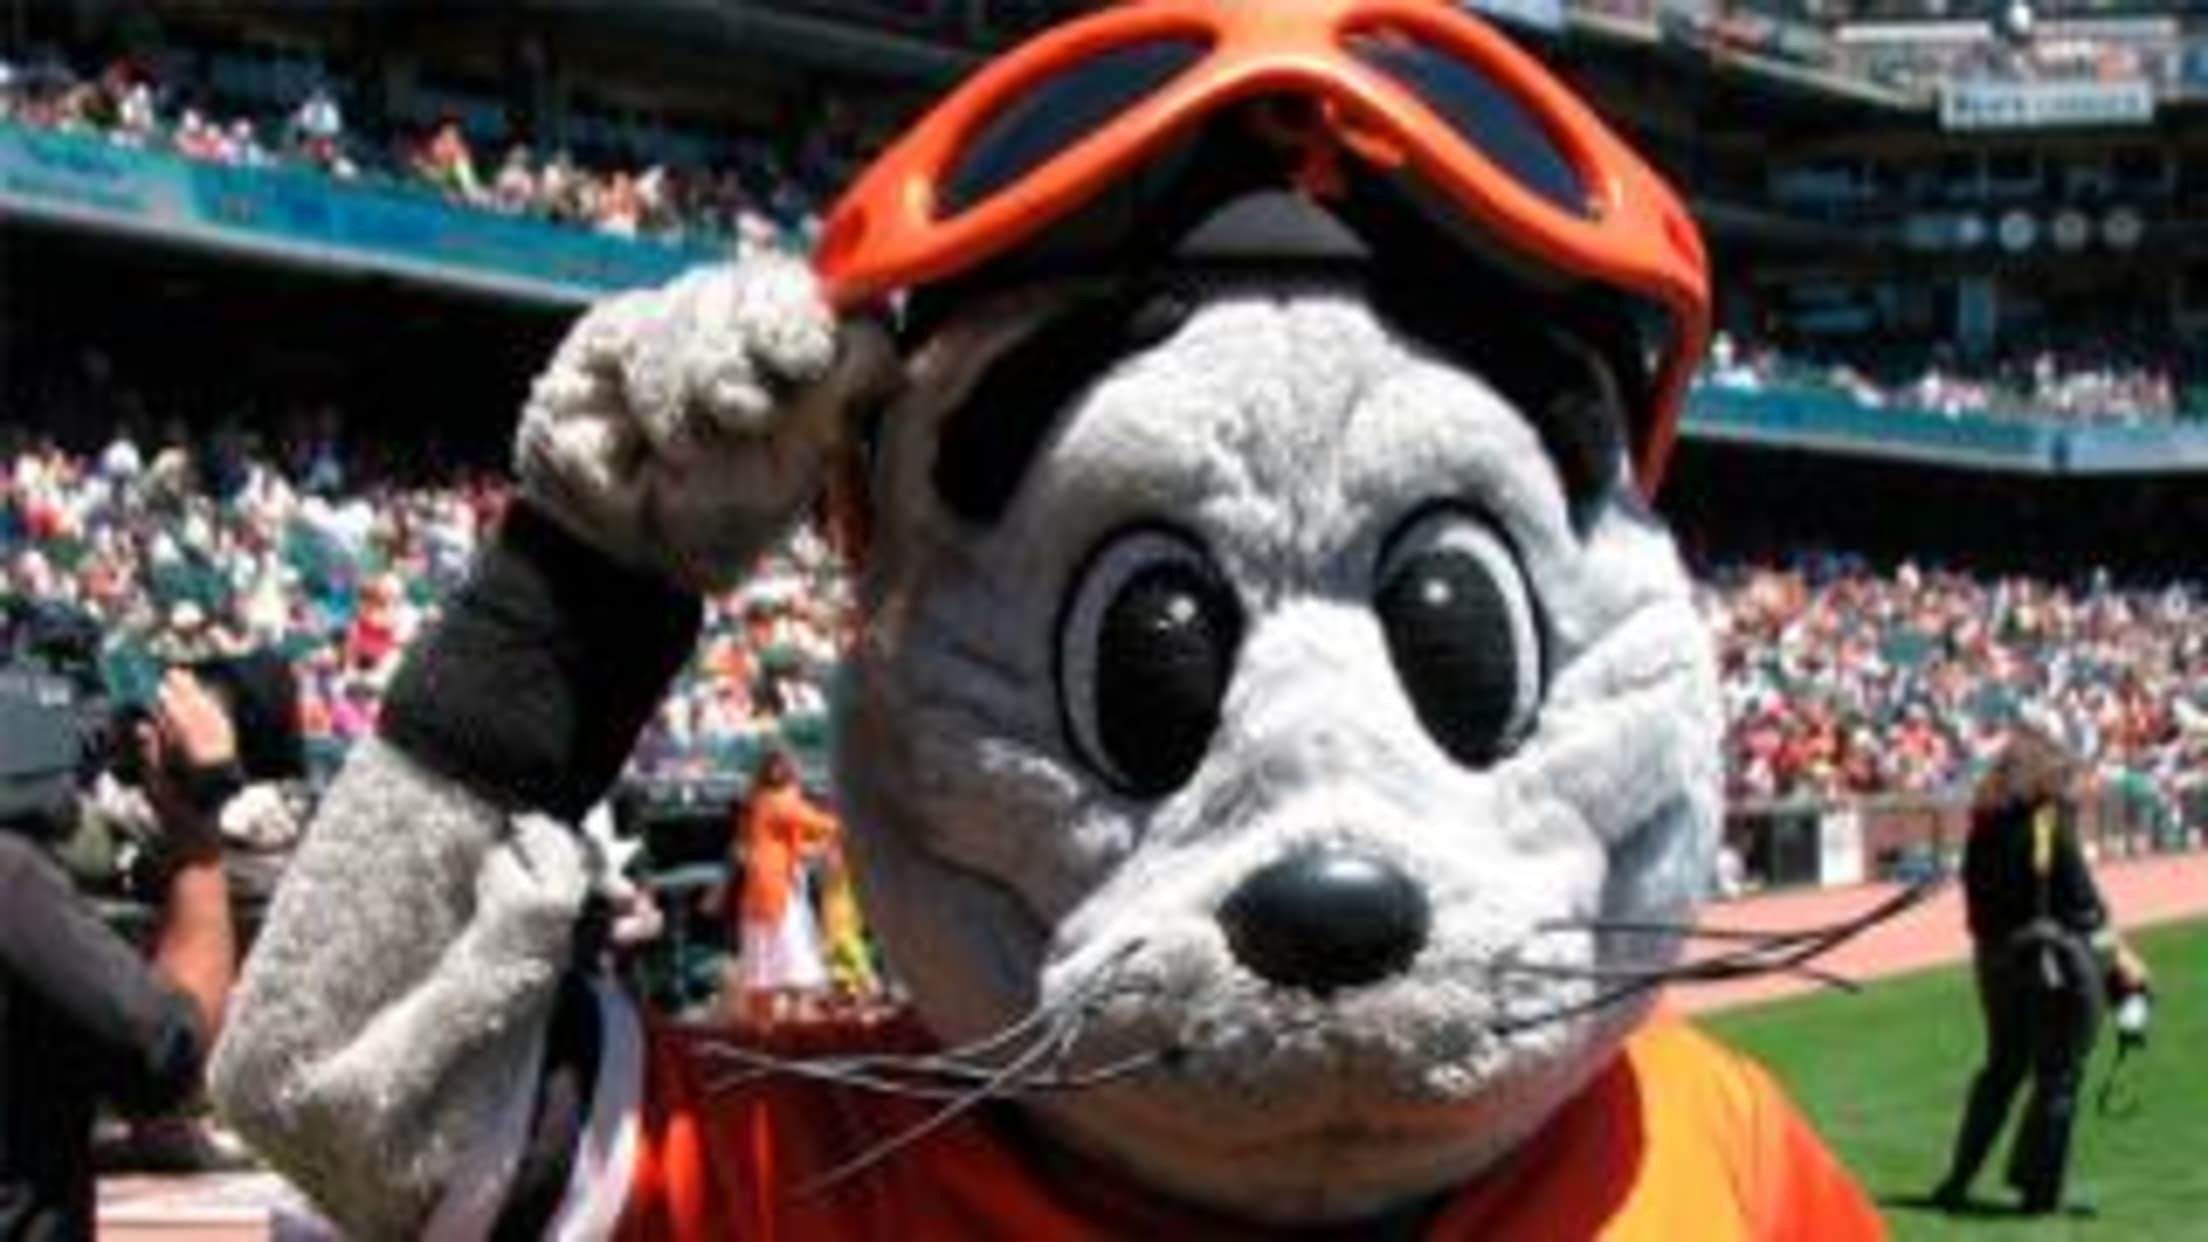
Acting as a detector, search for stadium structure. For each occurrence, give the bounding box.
[3,0,2203,891]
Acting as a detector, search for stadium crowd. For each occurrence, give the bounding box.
[0,428,847,787]
[1704,552,2205,826]
[5,429,2201,829]
[1840,26,2183,96]
[0,52,846,253]
[1702,332,2198,425]
[1570,0,2202,99]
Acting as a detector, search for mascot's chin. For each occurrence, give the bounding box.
[212,3,1884,1238]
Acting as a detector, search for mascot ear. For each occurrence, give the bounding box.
[1376,283,1637,533]
[842,283,1196,559]
[928,288,1191,527]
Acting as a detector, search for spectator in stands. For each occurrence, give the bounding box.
[1702,554,2200,822]
[597,168,643,238]
[1932,725,2150,1215]
[3,46,852,252]
[1697,330,2195,426]
[637,165,671,232]
[173,107,225,162]
[98,426,144,482]
[491,144,537,214]
[113,74,157,148]
[288,84,351,178]
[537,148,582,220]
[414,117,483,203]
[227,118,271,168]
[0,670,240,1238]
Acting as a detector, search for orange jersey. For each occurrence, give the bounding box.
[734,786,838,925]
[593,1009,1884,1241]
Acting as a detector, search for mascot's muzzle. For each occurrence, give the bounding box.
[1219,850,1430,994]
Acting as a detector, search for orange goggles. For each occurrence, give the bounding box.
[814,0,1711,492]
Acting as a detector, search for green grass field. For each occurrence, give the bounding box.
[1707,919,2205,1241]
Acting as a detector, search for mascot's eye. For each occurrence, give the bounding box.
[1057,527,1242,796]
[1375,508,1544,767]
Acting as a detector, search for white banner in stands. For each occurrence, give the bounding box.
[1460,0,1565,33]
[1940,79,2155,130]
[1818,806,1865,887]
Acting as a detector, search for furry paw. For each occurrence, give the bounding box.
[515,255,885,589]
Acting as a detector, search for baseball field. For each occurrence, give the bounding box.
[1711,918,2205,1240]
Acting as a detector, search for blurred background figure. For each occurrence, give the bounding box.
[723,748,834,1028]
[814,837,883,1018]
[1932,725,2152,1216]
[1,669,239,1238]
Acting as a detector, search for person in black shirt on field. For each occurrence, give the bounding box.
[1,670,239,1241]
[1931,724,2150,1216]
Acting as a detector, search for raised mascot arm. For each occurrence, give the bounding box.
[210,255,887,1238]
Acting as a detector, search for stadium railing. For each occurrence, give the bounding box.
[1725,782,2205,893]
[1578,0,2208,107]
[1685,385,2208,473]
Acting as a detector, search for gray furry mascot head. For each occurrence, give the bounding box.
[213,3,1883,1235]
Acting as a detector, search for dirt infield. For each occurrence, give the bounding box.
[1668,850,2208,1014]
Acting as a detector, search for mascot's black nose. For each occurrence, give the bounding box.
[1219,851,1430,995]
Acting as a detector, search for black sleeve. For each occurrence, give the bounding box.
[2050,829,2109,939]
[491,970,603,1241]
[380,501,703,822]
[0,838,205,1117]
[1960,821,1998,943]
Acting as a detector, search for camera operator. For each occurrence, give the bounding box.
[1931,724,2153,1216]
[2,669,239,1240]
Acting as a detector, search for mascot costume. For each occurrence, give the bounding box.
[213,2,1886,1237]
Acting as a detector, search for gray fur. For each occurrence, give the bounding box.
[216,265,1724,1232]
[512,256,864,590]
[210,740,591,1239]
[839,291,1720,1221]
[211,258,872,1236]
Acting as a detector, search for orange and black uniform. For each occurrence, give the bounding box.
[586,1006,1884,1241]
